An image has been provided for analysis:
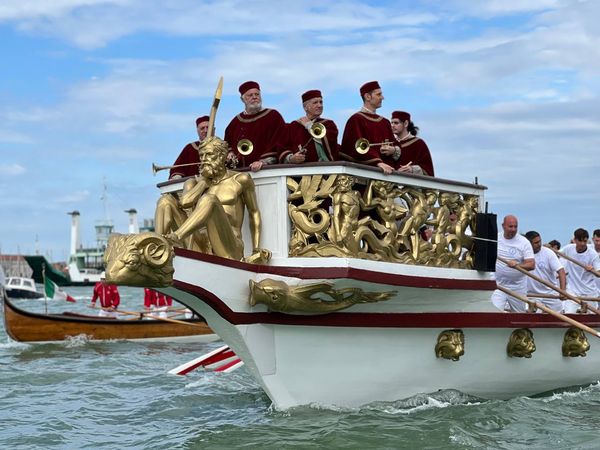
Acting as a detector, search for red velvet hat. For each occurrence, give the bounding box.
[392,111,410,122]
[301,89,322,103]
[360,81,381,97]
[195,115,209,126]
[239,81,260,95]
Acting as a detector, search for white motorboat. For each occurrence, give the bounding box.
[5,276,44,300]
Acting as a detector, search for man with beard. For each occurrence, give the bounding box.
[166,136,270,264]
[169,115,210,179]
[525,230,566,312]
[340,81,397,174]
[279,89,339,164]
[225,81,286,171]
[391,110,435,177]
[491,215,535,312]
[561,228,600,313]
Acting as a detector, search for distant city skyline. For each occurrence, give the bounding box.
[1,0,598,260]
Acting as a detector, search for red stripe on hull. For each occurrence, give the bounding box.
[174,280,600,329]
[174,248,496,291]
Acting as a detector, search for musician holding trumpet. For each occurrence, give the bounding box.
[280,90,339,164]
[340,81,399,175]
[224,81,287,172]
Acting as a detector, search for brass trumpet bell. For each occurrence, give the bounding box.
[237,139,253,155]
[355,138,370,154]
[308,122,326,139]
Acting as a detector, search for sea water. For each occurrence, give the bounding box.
[2,286,600,449]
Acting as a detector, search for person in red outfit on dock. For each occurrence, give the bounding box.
[91,278,120,318]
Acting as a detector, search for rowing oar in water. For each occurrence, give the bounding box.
[498,256,600,316]
[114,309,206,327]
[496,284,600,339]
[547,246,600,278]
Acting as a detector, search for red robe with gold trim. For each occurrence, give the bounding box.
[169,141,201,179]
[279,118,339,163]
[397,136,435,176]
[340,112,396,167]
[224,108,286,167]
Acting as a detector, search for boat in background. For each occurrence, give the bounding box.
[2,295,218,343]
[5,277,44,300]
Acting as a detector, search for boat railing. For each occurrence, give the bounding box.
[157,162,493,270]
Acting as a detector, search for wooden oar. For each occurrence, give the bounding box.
[547,246,600,277]
[114,309,205,327]
[528,293,600,302]
[498,256,600,316]
[497,284,600,339]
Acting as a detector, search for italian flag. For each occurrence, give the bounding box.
[44,277,76,302]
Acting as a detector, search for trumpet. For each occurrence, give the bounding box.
[237,139,253,155]
[297,122,328,154]
[308,121,326,139]
[151,161,200,176]
[354,138,393,155]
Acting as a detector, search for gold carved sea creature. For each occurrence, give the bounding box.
[104,232,174,287]
[248,279,395,314]
[435,329,465,361]
[562,327,590,357]
[506,328,536,358]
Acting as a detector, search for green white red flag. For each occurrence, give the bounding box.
[44,277,76,302]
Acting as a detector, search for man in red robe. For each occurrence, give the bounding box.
[91,280,120,317]
[279,89,339,164]
[340,81,398,174]
[169,115,209,179]
[224,81,286,171]
[391,111,435,176]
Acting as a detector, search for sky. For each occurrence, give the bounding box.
[0,0,598,262]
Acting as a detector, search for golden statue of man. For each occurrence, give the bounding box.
[165,136,271,263]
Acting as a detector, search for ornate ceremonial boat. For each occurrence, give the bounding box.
[105,154,600,410]
[2,295,218,343]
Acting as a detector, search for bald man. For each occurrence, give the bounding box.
[491,215,535,312]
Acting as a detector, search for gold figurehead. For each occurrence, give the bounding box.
[165,136,271,264]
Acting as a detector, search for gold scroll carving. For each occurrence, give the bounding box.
[287,174,478,268]
[249,278,395,313]
[506,328,536,358]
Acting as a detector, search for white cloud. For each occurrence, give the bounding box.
[55,190,91,203]
[0,163,26,175]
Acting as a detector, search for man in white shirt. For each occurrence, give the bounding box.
[592,229,600,293]
[562,228,600,313]
[491,215,535,312]
[525,231,566,312]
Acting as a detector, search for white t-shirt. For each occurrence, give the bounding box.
[527,246,563,295]
[495,232,534,292]
[562,244,600,297]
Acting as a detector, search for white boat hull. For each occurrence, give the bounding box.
[163,251,600,410]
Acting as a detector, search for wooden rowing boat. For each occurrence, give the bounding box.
[2,296,218,343]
